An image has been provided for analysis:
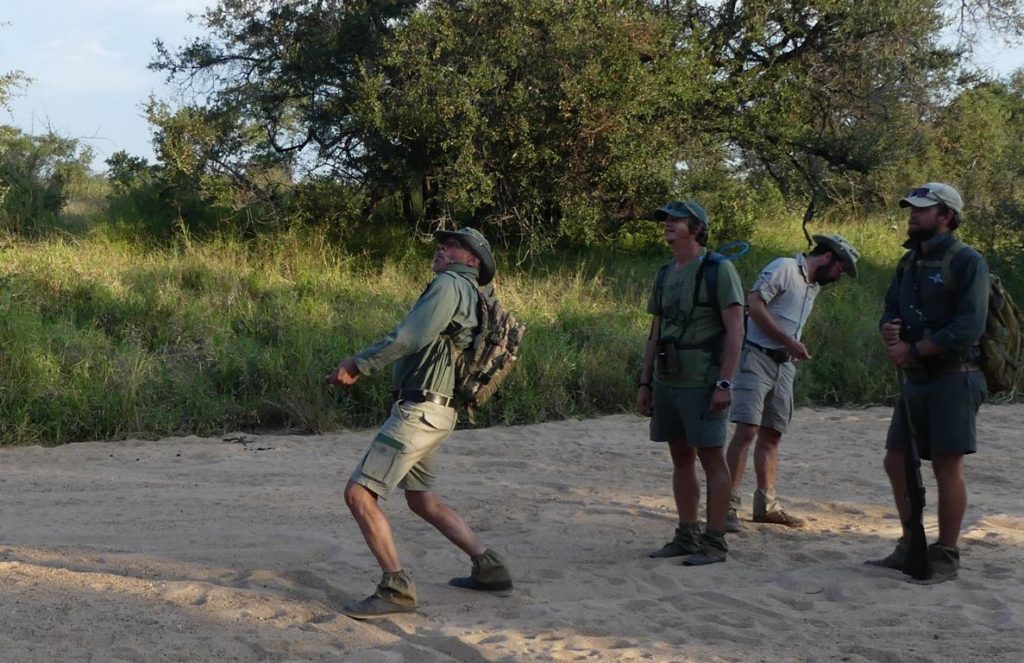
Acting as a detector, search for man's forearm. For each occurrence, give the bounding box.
[748,295,792,347]
[639,338,657,385]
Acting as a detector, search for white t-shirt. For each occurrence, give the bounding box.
[746,254,820,349]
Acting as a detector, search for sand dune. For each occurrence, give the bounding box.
[1,405,1022,662]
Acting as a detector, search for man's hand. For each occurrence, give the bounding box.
[881,318,902,346]
[636,385,653,417]
[326,359,361,386]
[710,386,732,412]
[783,337,811,361]
[886,340,913,368]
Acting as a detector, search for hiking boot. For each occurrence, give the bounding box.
[449,548,514,593]
[725,509,742,533]
[683,529,728,566]
[909,543,960,585]
[649,522,702,558]
[752,509,805,527]
[342,570,417,620]
[725,491,742,533]
[750,488,803,527]
[865,537,908,569]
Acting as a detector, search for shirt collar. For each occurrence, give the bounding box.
[444,261,480,283]
[796,252,809,277]
[903,231,956,255]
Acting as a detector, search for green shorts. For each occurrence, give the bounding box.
[350,400,458,498]
[886,371,987,460]
[649,381,729,447]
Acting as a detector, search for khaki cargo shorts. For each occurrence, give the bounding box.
[350,400,457,498]
[729,346,796,434]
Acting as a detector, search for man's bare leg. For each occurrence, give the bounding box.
[931,453,967,548]
[344,481,402,572]
[406,490,486,557]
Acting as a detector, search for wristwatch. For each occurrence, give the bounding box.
[714,379,732,391]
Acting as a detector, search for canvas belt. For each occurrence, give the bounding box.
[395,389,453,408]
[745,340,791,364]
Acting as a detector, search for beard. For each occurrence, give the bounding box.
[907,225,938,242]
[813,263,839,286]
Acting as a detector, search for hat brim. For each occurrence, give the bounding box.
[652,208,686,221]
[898,195,939,209]
[434,230,496,286]
[811,234,859,279]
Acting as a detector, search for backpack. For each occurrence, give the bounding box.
[899,240,1023,394]
[452,284,527,418]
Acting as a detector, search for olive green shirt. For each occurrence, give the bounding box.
[647,251,745,387]
[353,263,479,397]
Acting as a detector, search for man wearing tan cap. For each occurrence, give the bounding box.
[725,234,860,531]
[868,182,990,584]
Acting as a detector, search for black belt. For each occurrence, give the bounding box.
[395,389,453,408]
[745,340,791,364]
[904,361,980,384]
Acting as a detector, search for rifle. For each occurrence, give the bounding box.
[898,369,930,580]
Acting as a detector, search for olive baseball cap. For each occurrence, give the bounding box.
[433,227,496,285]
[652,200,710,227]
[899,183,963,213]
[811,233,861,279]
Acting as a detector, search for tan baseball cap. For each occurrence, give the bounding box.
[899,182,963,213]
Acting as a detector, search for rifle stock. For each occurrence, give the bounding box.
[899,370,930,580]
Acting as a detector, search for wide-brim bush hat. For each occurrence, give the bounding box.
[811,233,860,279]
[433,227,496,285]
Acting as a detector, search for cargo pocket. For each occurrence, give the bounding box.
[359,434,405,484]
[398,401,455,432]
[703,406,729,421]
[420,404,456,431]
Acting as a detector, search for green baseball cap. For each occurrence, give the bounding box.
[652,200,709,227]
[899,182,963,213]
[433,227,496,285]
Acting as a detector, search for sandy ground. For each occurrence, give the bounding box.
[1,404,1022,662]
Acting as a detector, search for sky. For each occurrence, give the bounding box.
[3,2,1024,173]
[1,0,210,169]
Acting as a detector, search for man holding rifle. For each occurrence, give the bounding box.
[870,182,989,584]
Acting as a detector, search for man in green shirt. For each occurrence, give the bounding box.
[637,201,746,565]
[327,228,513,618]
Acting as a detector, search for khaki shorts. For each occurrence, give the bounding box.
[886,371,986,461]
[350,400,457,498]
[729,346,796,434]
[650,382,729,447]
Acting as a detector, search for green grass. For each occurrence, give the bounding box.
[0,215,1018,445]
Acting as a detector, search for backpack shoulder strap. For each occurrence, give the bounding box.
[897,249,915,275]
[940,239,968,292]
[653,261,671,316]
[693,252,724,319]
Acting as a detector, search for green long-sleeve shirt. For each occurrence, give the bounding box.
[353,263,480,397]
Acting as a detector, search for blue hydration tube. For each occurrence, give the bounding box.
[717,240,750,261]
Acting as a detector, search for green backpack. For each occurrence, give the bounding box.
[452,285,527,419]
[901,241,1023,393]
